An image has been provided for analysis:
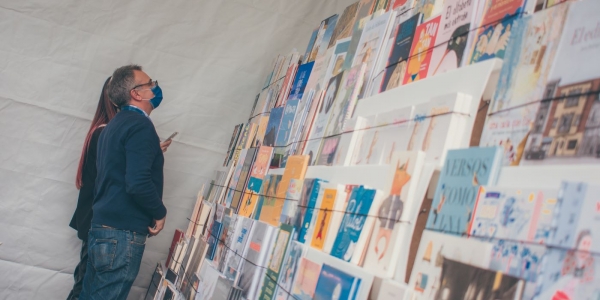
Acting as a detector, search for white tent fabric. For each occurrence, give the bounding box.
[0,0,354,299]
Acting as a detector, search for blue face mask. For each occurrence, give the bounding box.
[148,85,163,109]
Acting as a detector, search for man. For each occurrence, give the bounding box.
[81,65,167,300]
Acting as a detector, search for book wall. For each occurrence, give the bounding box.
[147,0,600,299]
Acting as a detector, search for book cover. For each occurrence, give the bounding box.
[224,217,255,282]
[328,2,361,49]
[239,176,263,218]
[521,0,600,166]
[313,264,362,300]
[298,179,327,244]
[224,149,248,207]
[316,14,340,60]
[468,0,526,64]
[351,11,396,97]
[310,187,339,250]
[206,221,223,261]
[330,186,382,264]
[435,258,524,299]
[237,221,278,300]
[263,107,284,147]
[274,241,307,300]
[325,63,367,137]
[256,174,282,223]
[251,146,274,180]
[232,147,258,211]
[310,72,345,141]
[426,147,503,235]
[364,151,426,278]
[303,28,319,64]
[407,230,494,299]
[273,99,301,168]
[414,0,444,21]
[333,118,368,166]
[428,0,478,77]
[259,224,295,300]
[196,263,222,299]
[288,62,315,102]
[308,15,339,63]
[166,229,184,268]
[291,258,322,300]
[210,276,234,300]
[297,91,324,159]
[323,38,352,87]
[343,0,377,71]
[255,115,271,147]
[315,136,341,166]
[402,15,441,85]
[280,178,304,225]
[275,63,298,108]
[213,214,235,271]
[292,178,319,241]
[381,13,421,92]
[323,185,355,253]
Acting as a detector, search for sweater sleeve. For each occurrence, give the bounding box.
[124,121,167,220]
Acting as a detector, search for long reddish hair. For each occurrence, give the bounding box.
[76,77,119,189]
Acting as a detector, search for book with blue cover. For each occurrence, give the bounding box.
[313,264,361,300]
[330,185,383,264]
[288,62,314,102]
[263,107,284,147]
[298,179,327,244]
[273,99,301,168]
[206,220,223,261]
[426,147,503,235]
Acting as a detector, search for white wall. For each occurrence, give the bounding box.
[0,0,355,299]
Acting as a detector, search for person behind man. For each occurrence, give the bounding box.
[81,65,167,300]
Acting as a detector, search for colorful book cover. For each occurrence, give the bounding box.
[313,264,362,300]
[364,151,426,278]
[428,0,478,77]
[291,257,322,300]
[250,146,274,180]
[274,242,307,300]
[297,91,324,159]
[330,186,381,264]
[426,147,503,235]
[315,136,341,166]
[488,240,546,289]
[223,217,254,282]
[275,63,298,108]
[351,11,396,98]
[343,0,377,71]
[256,175,282,223]
[239,176,262,218]
[381,13,421,92]
[298,180,327,244]
[232,147,258,211]
[323,38,352,87]
[272,99,301,168]
[469,186,559,243]
[259,224,295,300]
[280,178,304,225]
[316,14,340,59]
[308,15,339,63]
[288,62,315,102]
[323,185,355,253]
[324,63,367,137]
[254,115,270,147]
[292,178,320,241]
[310,187,338,250]
[468,0,526,64]
[303,28,319,64]
[521,1,600,166]
[327,2,361,49]
[435,258,524,299]
[263,107,284,147]
[402,15,441,85]
[224,149,248,207]
[310,72,345,140]
[414,0,444,21]
[408,230,494,299]
[237,222,278,300]
[206,221,223,261]
[213,214,234,271]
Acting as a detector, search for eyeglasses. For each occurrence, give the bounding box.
[131,80,158,90]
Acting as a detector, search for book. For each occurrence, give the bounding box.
[251,146,273,180]
[310,184,342,250]
[275,63,298,108]
[313,264,362,300]
[224,149,248,207]
[214,214,236,271]
[376,279,408,300]
[426,147,504,235]
[308,15,339,63]
[280,178,304,225]
[291,178,319,241]
[323,185,357,253]
[428,0,479,77]
[414,0,444,21]
[303,28,319,64]
[381,13,421,92]
[324,63,367,137]
[296,92,324,159]
[288,62,315,103]
[273,99,301,168]
[328,2,361,49]
[521,0,600,166]
[402,15,441,85]
[333,117,369,166]
[197,263,222,299]
[239,177,263,218]
[315,136,341,166]
[166,229,184,268]
[291,257,322,300]
[274,241,307,300]
[364,151,426,278]
[256,175,282,222]
[223,217,255,283]
[254,116,271,147]
[298,179,327,244]
[259,224,295,300]
[468,0,529,65]
[330,185,384,265]
[435,258,525,299]
[343,0,377,71]
[323,38,352,86]
[211,277,234,300]
[263,107,284,147]
[310,71,345,141]
[232,148,258,211]
[237,221,279,300]
[407,230,494,299]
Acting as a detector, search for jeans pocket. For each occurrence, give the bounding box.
[90,239,117,273]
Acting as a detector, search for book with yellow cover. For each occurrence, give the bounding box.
[260,156,309,227]
[310,186,339,250]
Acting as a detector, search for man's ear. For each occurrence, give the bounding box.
[130,89,141,101]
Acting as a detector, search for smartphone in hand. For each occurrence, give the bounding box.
[164,132,178,142]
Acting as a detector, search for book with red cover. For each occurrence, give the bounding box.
[166,229,184,267]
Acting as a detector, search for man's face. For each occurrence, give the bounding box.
[130,70,155,111]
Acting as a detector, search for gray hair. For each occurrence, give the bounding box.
[108,65,142,107]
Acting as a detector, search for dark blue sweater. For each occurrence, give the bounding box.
[92,110,167,234]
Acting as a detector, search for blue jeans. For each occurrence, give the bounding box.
[80,224,146,300]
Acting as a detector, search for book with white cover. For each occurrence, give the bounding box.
[364,151,426,278]
[406,230,494,299]
[223,217,255,283]
[333,117,369,166]
[318,183,349,253]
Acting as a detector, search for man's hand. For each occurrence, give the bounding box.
[148,216,166,237]
[160,140,172,153]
